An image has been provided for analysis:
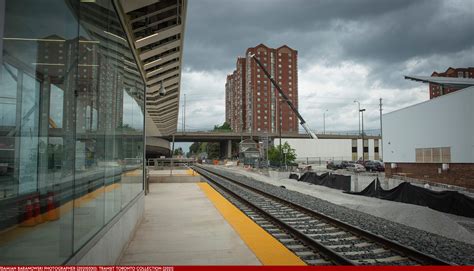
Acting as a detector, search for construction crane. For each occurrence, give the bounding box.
[249,53,318,139]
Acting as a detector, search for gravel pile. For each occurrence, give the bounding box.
[204,165,474,265]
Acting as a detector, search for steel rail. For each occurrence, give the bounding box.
[193,166,353,265]
[192,165,452,266]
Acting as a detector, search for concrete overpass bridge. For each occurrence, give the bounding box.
[149,130,381,159]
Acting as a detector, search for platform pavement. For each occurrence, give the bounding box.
[118,182,262,265]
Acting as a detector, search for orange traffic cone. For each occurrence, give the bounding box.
[46,192,59,221]
[21,197,36,227]
[34,196,44,224]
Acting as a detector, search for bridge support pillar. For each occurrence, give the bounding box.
[227,139,232,159]
[220,140,233,159]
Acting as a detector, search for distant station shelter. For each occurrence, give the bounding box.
[239,139,261,166]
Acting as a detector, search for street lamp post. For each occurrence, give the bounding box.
[354,100,360,135]
[359,108,366,161]
[323,109,328,134]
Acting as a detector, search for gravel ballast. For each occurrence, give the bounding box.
[203,165,474,265]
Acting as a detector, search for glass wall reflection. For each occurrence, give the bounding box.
[0,0,145,264]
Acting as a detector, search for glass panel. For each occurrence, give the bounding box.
[0,0,144,264]
[72,0,145,251]
[72,1,107,251]
[0,0,78,264]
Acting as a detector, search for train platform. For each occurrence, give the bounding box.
[119,171,305,265]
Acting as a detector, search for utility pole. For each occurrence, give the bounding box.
[354,100,360,135]
[279,101,282,167]
[183,93,186,132]
[240,106,243,142]
[170,134,175,176]
[379,98,383,160]
[323,109,328,134]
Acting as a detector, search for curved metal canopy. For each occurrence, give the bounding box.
[116,0,187,136]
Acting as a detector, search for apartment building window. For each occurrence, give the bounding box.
[278,64,282,68]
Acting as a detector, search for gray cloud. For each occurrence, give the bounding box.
[184,0,473,71]
[179,0,474,135]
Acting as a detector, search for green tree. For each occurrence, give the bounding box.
[268,142,296,166]
[205,142,220,159]
[173,147,184,156]
[213,122,231,131]
[189,142,200,155]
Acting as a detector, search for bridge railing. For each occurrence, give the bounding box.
[174,128,381,137]
[147,157,197,169]
[175,128,236,133]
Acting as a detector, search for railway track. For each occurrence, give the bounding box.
[192,165,451,266]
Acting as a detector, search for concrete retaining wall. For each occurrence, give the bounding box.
[149,175,202,183]
[67,192,145,265]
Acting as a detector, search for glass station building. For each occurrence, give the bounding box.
[0,0,185,265]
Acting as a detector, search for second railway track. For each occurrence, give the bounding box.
[191,165,452,266]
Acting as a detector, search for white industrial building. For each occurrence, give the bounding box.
[279,136,381,164]
[383,76,474,189]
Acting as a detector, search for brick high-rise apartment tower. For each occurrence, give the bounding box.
[225,44,298,134]
[429,67,474,99]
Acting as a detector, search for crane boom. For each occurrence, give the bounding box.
[249,53,317,139]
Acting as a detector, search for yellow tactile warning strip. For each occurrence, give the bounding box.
[186,168,198,176]
[124,169,142,177]
[197,182,306,266]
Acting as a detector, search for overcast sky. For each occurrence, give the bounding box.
[178,0,474,135]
